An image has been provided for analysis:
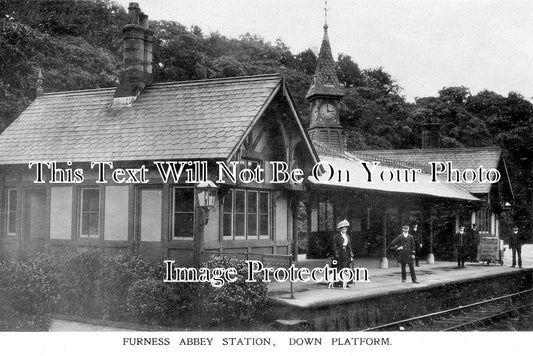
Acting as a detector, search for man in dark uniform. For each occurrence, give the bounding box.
[410,222,423,267]
[510,226,527,268]
[390,225,419,284]
[454,226,467,268]
[468,223,480,262]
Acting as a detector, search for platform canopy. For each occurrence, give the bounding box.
[354,147,503,195]
[308,154,479,201]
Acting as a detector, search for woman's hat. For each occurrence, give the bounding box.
[336,220,350,229]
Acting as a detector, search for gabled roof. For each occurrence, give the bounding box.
[309,144,479,201]
[305,25,344,100]
[353,147,503,194]
[0,74,291,164]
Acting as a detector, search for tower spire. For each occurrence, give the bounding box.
[305,3,344,101]
[306,3,346,151]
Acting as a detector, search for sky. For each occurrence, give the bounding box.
[114,0,533,102]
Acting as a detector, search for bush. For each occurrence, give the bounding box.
[199,256,269,328]
[32,250,76,310]
[0,261,53,331]
[126,279,198,327]
[7,251,270,329]
[53,250,104,317]
[99,254,155,320]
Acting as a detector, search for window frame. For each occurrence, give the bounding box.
[476,206,491,234]
[171,186,195,241]
[5,188,17,236]
[317,195,335,232]
[79,187,101,238]
[222,188,271,240]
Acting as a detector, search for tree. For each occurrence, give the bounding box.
[363,67,400,96]
[336,54,363,88]
[151,20,210,81]
[414,87,491,147]
[0,20,119,130]
[1,0,128,52]
[466,90,533,231]
[293,49,317,76]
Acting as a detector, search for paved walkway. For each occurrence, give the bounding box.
[268,244,533,308]
[50,319,131,331]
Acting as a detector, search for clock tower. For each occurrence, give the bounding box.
[306,21,345,151]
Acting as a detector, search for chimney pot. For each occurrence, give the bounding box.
[114,3,153,105]
[421,119,441,149]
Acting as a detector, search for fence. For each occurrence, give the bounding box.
[201,251,295,298]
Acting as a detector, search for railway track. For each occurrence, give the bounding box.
[363,289,533,331]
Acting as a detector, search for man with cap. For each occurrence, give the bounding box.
[331,219,354,287]
[510,226,527,268]
[468,223,480,262]
[390,224,419,284]
[410,222,423,267]
[454,226,467,268]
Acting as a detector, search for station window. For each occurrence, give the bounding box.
[172,187,195,240]
[476,206,491,234]
[317,196,335,232]
[79,188,100,238]
[223,189,270,240]
[5,188,17,236]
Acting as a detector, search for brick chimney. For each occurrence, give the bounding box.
[421,117,441,149]
[113,2,153,106]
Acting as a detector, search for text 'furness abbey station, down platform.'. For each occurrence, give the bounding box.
[0,2,513,269]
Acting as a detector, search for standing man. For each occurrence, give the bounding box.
[455,226,467,268]
[510,226,526,268]
[469,223,480,262]
[411,222,423,267]
[390,225,419,284]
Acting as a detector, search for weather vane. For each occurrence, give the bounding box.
[324,0,328,26]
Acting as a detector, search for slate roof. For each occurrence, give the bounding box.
[305,25,344,100]
[0,74,282,164]
[353,148,503,194]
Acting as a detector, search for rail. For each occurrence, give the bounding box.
[363,288,533,331]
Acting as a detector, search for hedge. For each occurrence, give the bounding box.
[1,251,270,330]
[198,256,269,328]
[0,261,53,331]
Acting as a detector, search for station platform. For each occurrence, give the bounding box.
[267,245,533,330]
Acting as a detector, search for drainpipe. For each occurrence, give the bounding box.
[380,209,388,269]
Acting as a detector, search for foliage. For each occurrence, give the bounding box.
[2,0,128,51]
[99,254,156,319]
[25,251,269,329]
[126,279,198,327]
[0,260,53,331]
[31,251,161,320]
[199,256,269,328]
[54,250,105,317]
[0,20,119,129]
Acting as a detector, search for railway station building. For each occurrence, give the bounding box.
[0,4,512,266]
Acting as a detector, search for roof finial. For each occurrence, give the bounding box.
[279,53,287,81]
[36,68,44,97]
[324,0,328,30]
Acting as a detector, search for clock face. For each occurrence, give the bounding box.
[319,102,337,121]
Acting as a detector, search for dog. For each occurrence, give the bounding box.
[327,259,349,289]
